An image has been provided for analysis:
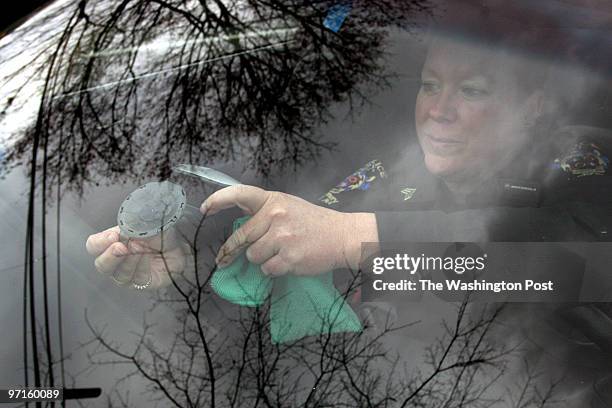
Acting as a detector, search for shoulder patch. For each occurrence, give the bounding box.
[319,159,387,206]
[553,142,609,177]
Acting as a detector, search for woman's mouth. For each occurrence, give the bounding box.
[424,133,466,154]
[427,133,464,144]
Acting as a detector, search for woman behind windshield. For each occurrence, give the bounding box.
[86,5,611,405]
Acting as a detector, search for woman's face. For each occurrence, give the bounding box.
[415,38,536,182]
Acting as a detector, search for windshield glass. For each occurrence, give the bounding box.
[1,0,612,406]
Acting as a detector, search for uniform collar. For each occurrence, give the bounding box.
[397,143,545,210]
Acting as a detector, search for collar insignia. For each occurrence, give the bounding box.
[401,187,417,201]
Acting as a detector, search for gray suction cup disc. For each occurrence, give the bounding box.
[117,181,186,238]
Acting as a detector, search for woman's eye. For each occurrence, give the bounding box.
[461,86,489,99]
[421,81,440,95]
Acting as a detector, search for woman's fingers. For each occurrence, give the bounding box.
[94,241,129,276]
[216,212,273,266]
[95,240,147,283]
[130,265,152,288]
[113,243,147,284]
[260,255,291,277]
[245,232,279,265]
[150,245,187,288]
[86,226,121,257]
[89,226,188,290]
[200,186,363,277]
[201,185,269,216]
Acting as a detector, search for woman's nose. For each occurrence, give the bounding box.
[428,91,458,123]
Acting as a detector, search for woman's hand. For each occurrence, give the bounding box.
[202,185,379,277]
[85,226,187,290]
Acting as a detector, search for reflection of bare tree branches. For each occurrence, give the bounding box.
[84,235,559,408]
[399,301,511,408]
[4,0,433,196]
[507,358,564,408]
[5,1,433,398]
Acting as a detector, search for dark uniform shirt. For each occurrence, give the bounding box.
[318,126,612,241]
[317,125,612,405]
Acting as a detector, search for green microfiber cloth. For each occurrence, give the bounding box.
[210,216,362,343]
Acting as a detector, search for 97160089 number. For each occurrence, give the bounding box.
[0,388,63,402]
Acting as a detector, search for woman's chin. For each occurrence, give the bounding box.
[423,154,467,179]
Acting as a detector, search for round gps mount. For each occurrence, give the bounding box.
[117,181,186,239]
